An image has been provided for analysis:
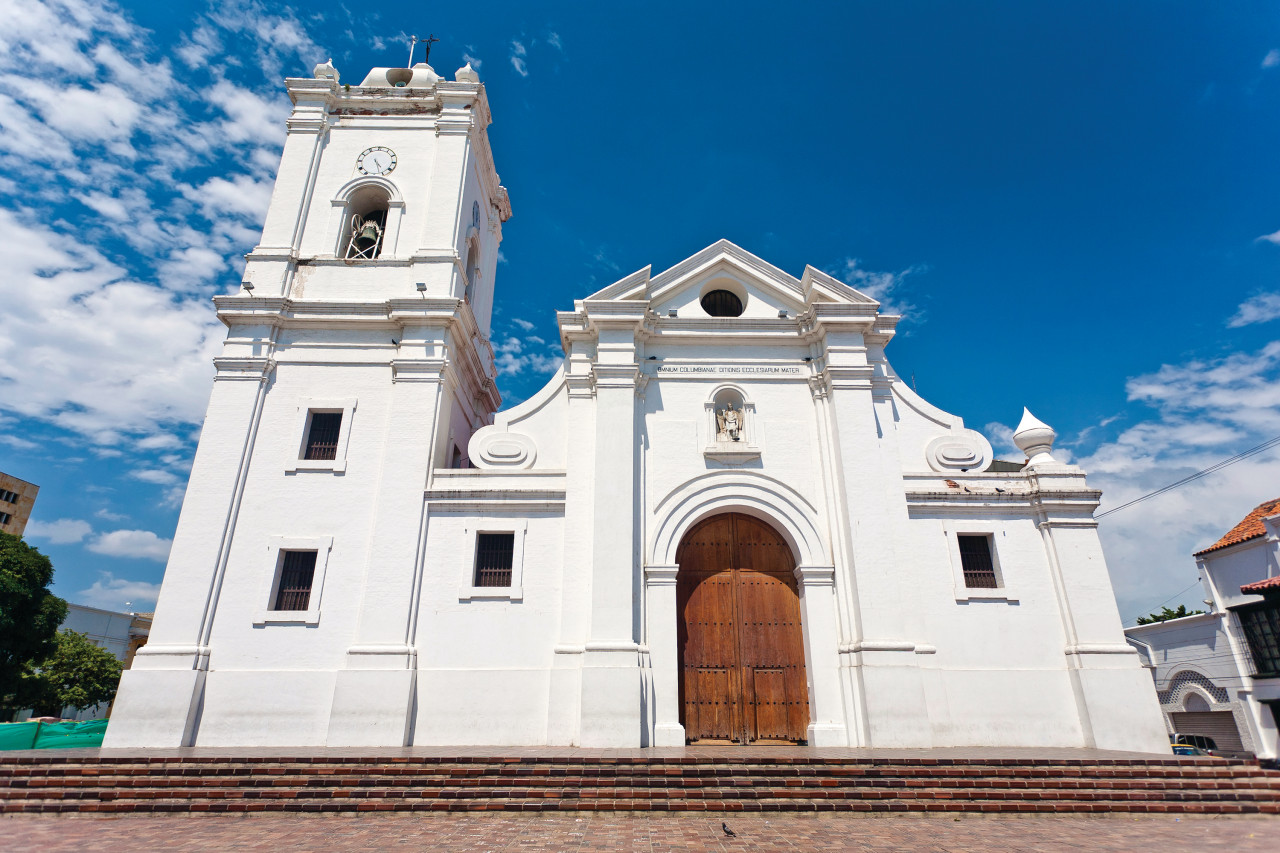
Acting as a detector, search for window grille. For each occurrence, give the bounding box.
[0,489,17,504]
[474,532,515,587]
[304,412,342,460]
[0,511,11,526]
[273,550,317,611]
[701,289,743,317]
[958,534,998,588]
[1237,601,1280,678]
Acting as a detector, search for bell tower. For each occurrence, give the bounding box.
[247,58,511,336]
[103,58,513,748]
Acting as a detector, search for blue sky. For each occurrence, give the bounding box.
[1,1,1278,622]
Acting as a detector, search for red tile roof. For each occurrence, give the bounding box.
[1241,576,1280,595]
[1195,496,1280,557]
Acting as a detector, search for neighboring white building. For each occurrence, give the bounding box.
[104,60,1169,752]
[1126,498,1280,760]
[53,604,151,721]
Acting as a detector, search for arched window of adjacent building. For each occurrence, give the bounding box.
[341,185,390,260]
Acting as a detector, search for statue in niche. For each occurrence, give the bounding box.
[716,402,744,442]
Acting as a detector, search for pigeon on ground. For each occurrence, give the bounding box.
[722,822,737,837]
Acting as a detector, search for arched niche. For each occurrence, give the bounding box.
[329,176,405,260]
[702,383,759,462]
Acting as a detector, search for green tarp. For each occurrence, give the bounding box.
[0,721,38,750]
[0,719,108,749]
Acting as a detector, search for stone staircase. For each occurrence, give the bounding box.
[3,754,1279,814]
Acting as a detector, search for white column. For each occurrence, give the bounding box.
[795,565,849,746]
[326,323,446,747]
[644,564,684,746]
[578,358,643,747]
[104,351,276,748]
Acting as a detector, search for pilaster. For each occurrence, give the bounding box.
[643,564,684,746]
[326,350,446,747]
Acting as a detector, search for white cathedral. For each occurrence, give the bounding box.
[105,60,1169,752]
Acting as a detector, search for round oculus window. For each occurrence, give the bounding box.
[701,289,744,317]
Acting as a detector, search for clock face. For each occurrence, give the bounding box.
[357,146,397,176]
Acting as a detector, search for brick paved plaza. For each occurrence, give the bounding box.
[3,813,1277,852]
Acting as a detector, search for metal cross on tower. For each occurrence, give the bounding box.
[406,33,440,67]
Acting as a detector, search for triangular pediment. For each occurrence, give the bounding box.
[582,240,883,316]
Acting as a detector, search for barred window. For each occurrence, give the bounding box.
[304,412,342,461]
[958,534,999,589]
[0,511,11,526]
[273,550,317,611]
[0,489,18,504]
[474,533,515,587]
[1237,601,1280,678]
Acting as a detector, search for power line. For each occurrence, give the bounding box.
[1124,579,1203,625]
[1096,433,1280,520]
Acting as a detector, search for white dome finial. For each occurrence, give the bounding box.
[1012,407,1057,466]
[313,58,339,82]
[455,62,479,83]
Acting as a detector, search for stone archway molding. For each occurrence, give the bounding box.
[650,471,827,568]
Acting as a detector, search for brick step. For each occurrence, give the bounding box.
[3,762,1270,779]
[7,774,1278,793]
[5,797,1280,815]
[5,784,1279,802]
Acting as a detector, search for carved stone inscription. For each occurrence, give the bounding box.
[656,366,802,376]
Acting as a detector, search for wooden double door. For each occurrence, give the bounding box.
[676,513,810,744]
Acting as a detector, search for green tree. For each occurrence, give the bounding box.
[0,532,68,716]
[1136,604,1205,625]
[21,630,123,717]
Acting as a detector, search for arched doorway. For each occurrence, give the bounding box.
[676,512,810,744]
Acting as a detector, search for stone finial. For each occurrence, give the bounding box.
[455,62,480,83]
[1012,408,1057,465]
[313,58,339,82]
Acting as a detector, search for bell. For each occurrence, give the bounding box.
[358,221,381,243]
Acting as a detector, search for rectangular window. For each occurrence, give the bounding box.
[474,533,515,587]
[0,511,11,525]
[958,534,998,588]
[1237,601,1280,678]
[273,550,318,611]
[304,412,342,461]
[0,489,17,503]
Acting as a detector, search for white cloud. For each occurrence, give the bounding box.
[23,518,93,544]
[463,49,483,70]
[510,40,529,77]
[131,468,181,485]
[75,571,161,611]
[1228,291,1280,327]
[834,258,925,318]
[0,434,39,450]
[0,209,222,441]
[1053,341,1280,622]
[493,334,563,376]
[0,0,315,445]
[87,529,173,562]
[511,318,535,331]
[1256,228,1280,244]
[547,32,563,52]
[94,508,129,522]
[1264,49,1280,68]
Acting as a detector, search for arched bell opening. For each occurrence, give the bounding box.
[463,237,480,303]
[341,185,390,260]
[674,512,810,744]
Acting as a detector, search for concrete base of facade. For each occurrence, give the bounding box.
[102,669,204,749]
[1075,665,1177,753]
[578,651,645,748]
[326,670,414,747]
